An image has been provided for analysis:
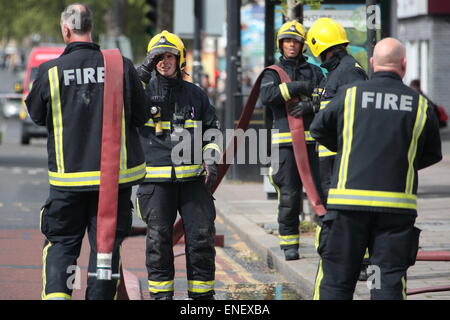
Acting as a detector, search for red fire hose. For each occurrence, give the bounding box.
[96,49,123,280]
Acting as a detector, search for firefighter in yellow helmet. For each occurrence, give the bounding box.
[260,20,325,261]
[306,18,370,283]
[136,30,221,300]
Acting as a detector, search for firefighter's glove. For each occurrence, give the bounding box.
[204,162,218,193]
[137,54,162,83]
[291,80,314,97]
[287,98,318,118]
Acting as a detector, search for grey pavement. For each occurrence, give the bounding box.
[214,130,450,300]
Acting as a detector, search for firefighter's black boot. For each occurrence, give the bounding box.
[284,248,299,261]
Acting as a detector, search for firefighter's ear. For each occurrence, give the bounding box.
[370,57,374,71]
[400,57,407,78]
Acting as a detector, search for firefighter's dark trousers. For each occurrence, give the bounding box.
[269,145,323,250]
[40,187,133,300]
[313,210,420,300]
[136,180,216,299]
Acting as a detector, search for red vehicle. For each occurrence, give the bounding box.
[20,46,65,145]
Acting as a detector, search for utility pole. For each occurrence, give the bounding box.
[193,0,204,86]
[366,0,377,76]
[225,0,242,180]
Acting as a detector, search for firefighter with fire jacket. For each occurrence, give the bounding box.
[310,38,442,300]
[306,17,371,279]
[259,21,325,261]
[25,4,148,300]
[136,31,220,300]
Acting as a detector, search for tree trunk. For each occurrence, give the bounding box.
[157,0,174,32]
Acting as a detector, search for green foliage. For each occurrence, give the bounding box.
[277,0,323,17]
[0,0,111,42]
[0,0,151,62]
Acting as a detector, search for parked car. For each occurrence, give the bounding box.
[19,46,65,145]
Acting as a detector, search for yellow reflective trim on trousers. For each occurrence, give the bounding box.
[136,197,143,221]
[279,83,291,102]
[203,143,221,153]
[337,87,356,189]
[120,108,127,170]
[148,280,174,293]
[41,242,52,300]
[43,292,72,300]
[313,260,323,300]
[268,167,281,203]
[279,234,300,245]
[49,163,146,187]
[314,225,322,250]
[187,280,215,293]
[49,67,64,173]
[406,96,428,195]
[364,248,370,259]
[327,188,417,210]
[39,207,45,232]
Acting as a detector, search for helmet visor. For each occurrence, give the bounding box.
[149,46,180,60]
[278,33,305,44]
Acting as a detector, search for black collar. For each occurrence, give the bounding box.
[371,71,403,81]
[321,49,348,72]
[279,55,307,69]
[62,42,100,55]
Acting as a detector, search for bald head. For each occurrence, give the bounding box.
[371,38,407,78]
[60,3,93,44]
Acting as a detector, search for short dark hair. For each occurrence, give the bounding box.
[61,3,93,35]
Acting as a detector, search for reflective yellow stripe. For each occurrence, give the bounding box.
[203,143,221,153]
[337,87,356,189]
[120,108,127,170]
[146,166,172,179]
[49,163,146,187]
[136,197,143,221]
[279,234,300,245]
[318,144,337,157]
[313,260,324,300]
[145,119,171,130]
[148,280,174,293]
[39,207,45,232]
[49,67,64,173]
[184,120,201,129]
[174,164,204,179]
[405,96,428,195]
[328,188,417,210]
[364,248,370,259]
[43,292,72,300]
[41,242,51,300]
[320,101,330,110]
[187,280,215,293]
[271,131,314,144]
[269,166,281,202]
[279,83,291,102]
[314,225,322,250]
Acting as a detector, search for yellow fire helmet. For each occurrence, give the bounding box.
[306,17,350,57]
[276,20,307,52]
[147,30,186,70]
